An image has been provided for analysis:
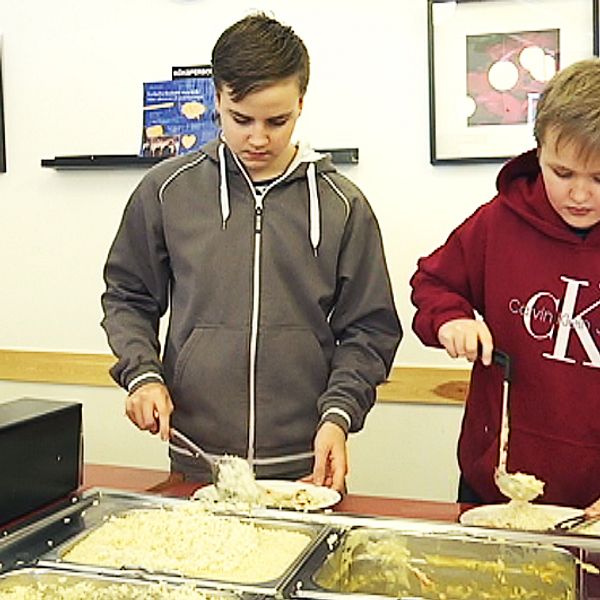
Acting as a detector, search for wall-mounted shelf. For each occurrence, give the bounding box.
[41,148,359,170]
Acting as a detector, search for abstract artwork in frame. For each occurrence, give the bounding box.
[427,0,599,164]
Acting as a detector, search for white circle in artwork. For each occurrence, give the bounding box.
[488,60,519,91]
[519,45,545,72]
[464,95,476,118]
[520,45,557,82]
[530,54,557,82]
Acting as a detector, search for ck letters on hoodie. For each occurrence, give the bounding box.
[509,275,600,369]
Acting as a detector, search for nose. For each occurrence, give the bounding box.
[569,179,591,204]
[248,123,268,147]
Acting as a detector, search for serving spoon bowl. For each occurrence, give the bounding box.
[494,468,545,502]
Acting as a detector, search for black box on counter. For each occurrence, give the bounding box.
[0,398,82,525]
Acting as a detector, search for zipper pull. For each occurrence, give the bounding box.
[255,206,263,233]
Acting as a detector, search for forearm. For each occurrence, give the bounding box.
[410,259,477,347]
[319,316,401,433]
[102,314,164,390]
[101,189,169,389]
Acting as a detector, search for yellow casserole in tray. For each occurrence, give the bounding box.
[308,526,577,600]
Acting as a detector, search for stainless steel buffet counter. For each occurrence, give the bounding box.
[1,482,600,599]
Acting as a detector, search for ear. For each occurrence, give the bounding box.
[298,96,304,113]
[215,91,222,113]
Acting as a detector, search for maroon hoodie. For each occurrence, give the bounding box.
[410,149,600,507]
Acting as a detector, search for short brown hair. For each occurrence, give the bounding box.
[211,13,310,102]
[534,58,600,163]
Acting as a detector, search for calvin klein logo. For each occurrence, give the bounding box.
[509,276,600,369]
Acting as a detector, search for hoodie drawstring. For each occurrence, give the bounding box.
[307,162,321,256]
[217,144,321,255]
[218,143,230,229]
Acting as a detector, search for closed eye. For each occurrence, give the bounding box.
[552,167,572,178]
[232,114,252,125]
[267,117,290,127]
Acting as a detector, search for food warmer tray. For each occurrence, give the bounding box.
[0,564,251,599]
[0,488,332,596]
[287,524,584,599]
[244,510,600,600]
[3,489,600,599]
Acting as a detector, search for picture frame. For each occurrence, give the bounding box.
[0,37,5,173]
[427,0,600,164]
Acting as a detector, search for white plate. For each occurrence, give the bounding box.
[460,503,582,531]
[192,479,341,510]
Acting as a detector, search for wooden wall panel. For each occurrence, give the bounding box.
[0,350,470,404]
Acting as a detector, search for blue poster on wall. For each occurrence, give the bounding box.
[140,75,219,158]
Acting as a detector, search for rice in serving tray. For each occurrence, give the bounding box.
[0,579,213,599]
[60,503,312,582]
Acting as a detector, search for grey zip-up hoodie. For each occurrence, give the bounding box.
[101,138,402,479]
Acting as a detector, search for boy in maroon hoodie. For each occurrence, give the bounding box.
[410,58,600,512]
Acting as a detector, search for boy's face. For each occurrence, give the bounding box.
[216,77,303,181]
[538,131,600,229]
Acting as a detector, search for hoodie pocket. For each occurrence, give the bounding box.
[170,325,249,452]
[254,326,330,452]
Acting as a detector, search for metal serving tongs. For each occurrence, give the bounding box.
[169,427,260,501]
[491,350,545,502]
[552,513,600,533]
[169,427,220,482]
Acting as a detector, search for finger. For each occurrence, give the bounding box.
[124,395,134,420]
[452,334,467,359]
[478,325,494,366]
[331,451,348,492]
[331,465,346,492]
[441,336,459,359]
[156,406,171,441]
[140,399,159,432]
[125,395,147,429]
[464,328,480,363]
[585,502,600,517]
[311,450,327,487]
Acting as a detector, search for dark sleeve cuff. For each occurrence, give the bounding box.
[127,371,165,394]
[319,408,351,437]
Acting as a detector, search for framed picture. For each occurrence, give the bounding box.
[0,36,5,173]
[428,0,599,164]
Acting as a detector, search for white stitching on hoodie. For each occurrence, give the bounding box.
[158,154,207,203]
[322,173,351,222]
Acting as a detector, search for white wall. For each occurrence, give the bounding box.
[0,0,498,363]
[1,0,563,501]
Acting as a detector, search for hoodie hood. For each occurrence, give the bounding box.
[200,138,335,177]
[496,149,600,245]
[201,138,337,255]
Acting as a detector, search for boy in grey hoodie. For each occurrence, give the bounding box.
[101,12,401,492]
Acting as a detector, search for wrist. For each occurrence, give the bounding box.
[127,371,164,394]
[319,408,351,437]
